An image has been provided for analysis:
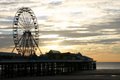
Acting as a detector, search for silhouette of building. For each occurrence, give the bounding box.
[39,50,94,62]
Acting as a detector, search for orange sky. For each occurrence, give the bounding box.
[1,43,120,62]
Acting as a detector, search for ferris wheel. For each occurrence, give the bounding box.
[12,7,42,56]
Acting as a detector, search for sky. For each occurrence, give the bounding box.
[0,0,120,62]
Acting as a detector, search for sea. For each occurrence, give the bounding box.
[97,62,120,69]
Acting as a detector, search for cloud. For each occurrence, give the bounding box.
[0,0,120,58]
[49,0,63,6]
[95,38,120,44]
[0,34,13,48]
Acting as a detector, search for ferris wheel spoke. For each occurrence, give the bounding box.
[26,11,35,28]
[23,12,29,24]
[20,14,25,24]
[25,13,33,29]
[19,17,25,25]
[18,22,25,30]
[27,17,32,27]
[24,12,34,30]
[19,16,27,29]
[19,16,26,23]
[21,12,29,29]
[24,12,32,27]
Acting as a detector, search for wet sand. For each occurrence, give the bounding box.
[4,69,120,80]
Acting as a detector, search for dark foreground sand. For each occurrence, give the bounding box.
[4,69,120,80]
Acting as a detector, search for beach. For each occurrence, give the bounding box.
[4,69,120,80]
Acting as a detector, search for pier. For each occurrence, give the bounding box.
[0,60,96,79]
